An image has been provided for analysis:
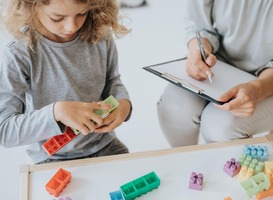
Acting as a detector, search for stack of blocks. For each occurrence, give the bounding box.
[243,145,269,161]
[221,144,273,199]
[237,154,264,182]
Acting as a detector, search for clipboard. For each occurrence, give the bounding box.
[143,58,256,105]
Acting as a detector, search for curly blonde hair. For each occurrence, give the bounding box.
[1,0,129,46]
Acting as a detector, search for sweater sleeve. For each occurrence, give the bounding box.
[184,0,220,53]
[0,47,62,148]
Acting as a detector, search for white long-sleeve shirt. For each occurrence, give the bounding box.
[184,0,273,75]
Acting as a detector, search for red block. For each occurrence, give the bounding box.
[42,127,77,156]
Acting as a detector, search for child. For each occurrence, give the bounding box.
[0,0,132,164]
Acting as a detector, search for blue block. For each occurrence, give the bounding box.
[243,145,269,161]
[109,190,124,200]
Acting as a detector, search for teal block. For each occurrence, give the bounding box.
[120,171,160,200]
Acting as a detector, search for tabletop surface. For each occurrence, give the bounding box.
[20,136,273,200]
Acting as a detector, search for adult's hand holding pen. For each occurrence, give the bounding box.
[185,36,217,81]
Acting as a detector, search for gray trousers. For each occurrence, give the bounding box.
[157,84,273,147]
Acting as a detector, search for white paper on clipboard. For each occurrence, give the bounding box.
[143,58,256,104]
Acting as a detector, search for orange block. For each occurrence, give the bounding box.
[256,178,273,200]
[224,197,232,200]
[45,168,71,197]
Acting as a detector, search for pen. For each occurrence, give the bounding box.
[196,31,213,84]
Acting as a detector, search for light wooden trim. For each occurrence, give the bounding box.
[28,136,268,172]
[19,165,30,200]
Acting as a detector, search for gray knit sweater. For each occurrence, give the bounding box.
[0,34,130,163]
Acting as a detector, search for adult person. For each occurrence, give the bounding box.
[157,0,273,147]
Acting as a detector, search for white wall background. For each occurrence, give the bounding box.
[0,1,186,199]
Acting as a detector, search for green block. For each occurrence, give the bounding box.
[240,172,270,197]
[95,95,119,118]
[71,127,81,135]
[120,171,160,200]
[71,95,119,135]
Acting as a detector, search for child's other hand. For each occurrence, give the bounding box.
[95,99,131,133]
[53,101,111,135]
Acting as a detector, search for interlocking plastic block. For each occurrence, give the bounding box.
[189,172,203,191]
[264,161,273,178]
[70,127,81,135]
[256,178,273,200]
[243,145,269,161]
[223,158,241,177]
[224,197,232,200]
[109,190,124,200]
[237,166,254,183]
[240,172,270,197]
[120,171,160,200]
[42,95,119,156]
[238,154,264,175]
[43,127,77,156]
[45,168,71,197]
[95,95,119,118]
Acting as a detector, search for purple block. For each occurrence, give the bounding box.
[189,172,203,191]
[223,158,241,177]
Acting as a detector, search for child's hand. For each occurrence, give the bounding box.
[95,99,131,133]
[53,101,111,135]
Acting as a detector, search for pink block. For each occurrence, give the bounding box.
[223,158,241,177]
[189,172,203,191]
